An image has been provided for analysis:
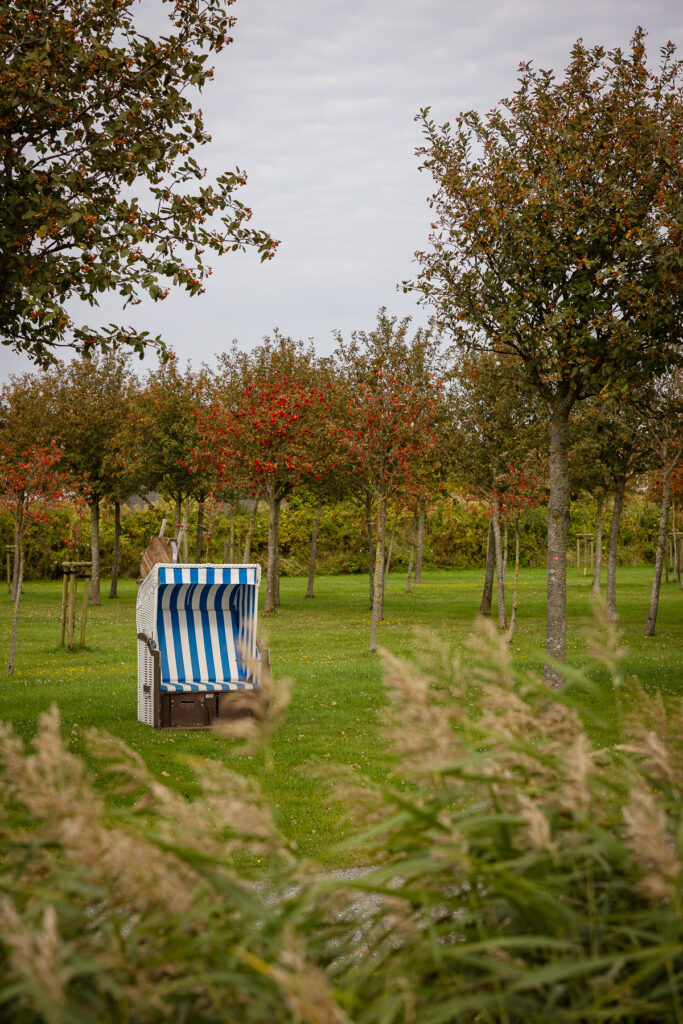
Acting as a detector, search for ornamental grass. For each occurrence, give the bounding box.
[1,614,681,1023]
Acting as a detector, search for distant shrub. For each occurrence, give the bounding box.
[1,490,666,582]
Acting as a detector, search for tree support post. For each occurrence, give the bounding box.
[61,562,93,650]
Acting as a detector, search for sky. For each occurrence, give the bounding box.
[2,0,682,382]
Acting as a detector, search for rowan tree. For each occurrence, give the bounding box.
[334,310,446,605]
[0,441,66,674]
[141,358,216,559]
[334,314,445,651]
[410,30,683,683]
[199,335,333,613]
[1,0,276,366]
[0,372,55,596]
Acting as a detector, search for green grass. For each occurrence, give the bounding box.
[1,566,681,865]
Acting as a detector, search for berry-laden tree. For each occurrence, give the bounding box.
[333,310,447,606]
[199,335,333,613]
[141,358,217,560]
[334,335,445,652]
[0,441,66,674]
[0,0,277,367]
[0,372,56,597]
[410,30,683,684]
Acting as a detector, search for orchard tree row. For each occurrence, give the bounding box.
[1,311,681,659]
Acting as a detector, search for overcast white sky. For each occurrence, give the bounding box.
[2,0,682,382]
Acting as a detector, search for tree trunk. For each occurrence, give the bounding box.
[243,500,259,562]
[406,513,418,594]
[194,499,205,562]
[507,523,520,643]
[414,501,425,584]
[644,459,671,637]
[592,494,604,595]
[479,519,495,615]
[89,495,101,605]
[182,501,189,561]
[382,512,397,613]
[10,511,22,602]
[502,522,509,591]
[175,494,183,540]
[264,490,281,614]
[229,506,235,563]
[605,479,625,622]
[544,395,573,687]
[369,495,386,652]
[491,494,507,630]
[108,500,121,598]
[274,519,281,608]
[305,502,323,598]
[7,537,24,675]
[365,494,374,608]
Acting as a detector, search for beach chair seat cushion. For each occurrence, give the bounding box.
[160,679,258,693]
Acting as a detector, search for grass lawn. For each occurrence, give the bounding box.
[1,565,681,866]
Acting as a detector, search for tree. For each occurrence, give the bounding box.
[200,335,332,613]
[410,30,683,683]
[0,441,66,673]
[103,383,149,598]
[334,314,445,651]
[334,310,446,609]
[0,372,55,598]
[50,352,137,604]
[1,0,277,366]
[499,460,546,642]
[568,401,615,595]
[642,370,683,636]
[141,358,216,558]
[449,352,544,628]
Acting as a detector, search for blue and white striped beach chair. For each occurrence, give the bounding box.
[136,564,266,728]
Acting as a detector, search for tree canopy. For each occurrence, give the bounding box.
[0,0,277,366]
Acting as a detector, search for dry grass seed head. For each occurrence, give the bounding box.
[516,793,555,853]
[0,898,69,1009]
[379,647,461,772]
[623,785,680,901]
[561,732,594,814]
[213,674,292,754]
[622,683,683,793]
[585,602,626,678]
[323,762,390,830]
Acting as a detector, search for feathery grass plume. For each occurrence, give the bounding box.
[0,900,69,1014]
[320,760,389,830]
[378,645,463,773]
[620,681,683,793]
[516,793,555,853]
[238,926,352,1024]
[213,672,292,760]
[89,728,286,860]
[560,731,594,814]
[585,597,626,679]
[623,785,680,901]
